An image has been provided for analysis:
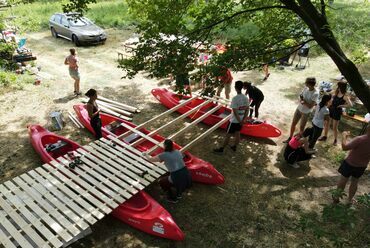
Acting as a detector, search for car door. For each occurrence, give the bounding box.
[59,15,71,39]
[51,14,62,34]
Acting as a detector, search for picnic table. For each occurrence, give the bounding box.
[342,112,369,135]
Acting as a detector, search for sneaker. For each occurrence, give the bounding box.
[230,145,237,152]
[288,163,300,169]
[213,147,224,153]
[166,197,178,204]
[318,136,327,141]
[283,137,291,143]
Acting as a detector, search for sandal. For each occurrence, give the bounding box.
[318,136,327,141]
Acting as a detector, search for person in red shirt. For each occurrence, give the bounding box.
[216,67,233,100]
[333,126,370,204]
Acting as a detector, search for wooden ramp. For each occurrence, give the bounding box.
[0,137,167,248]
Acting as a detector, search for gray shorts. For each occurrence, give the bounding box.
[69,68,80,80]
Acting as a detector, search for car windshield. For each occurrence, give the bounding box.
[68,17,93,27]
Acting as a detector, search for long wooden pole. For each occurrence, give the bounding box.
[180,114,232,152]
[98,96,138,113]
[100,106,132,121]
[116,95,198,139]
[97,100,133,117]
[68,111,84,128]
[146,104,223,155]
[129,99,212,147]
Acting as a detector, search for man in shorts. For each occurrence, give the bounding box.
[216,67,233,100]
[333,126,370,204]
[284,77,319,143]
[214,80,249,153]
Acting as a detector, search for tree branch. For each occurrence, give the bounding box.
[188,5,288,36]
[321,0,326,17]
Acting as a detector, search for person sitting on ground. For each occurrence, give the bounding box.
[318,81,352,145]
[307,94,332,149]
[284,128,316,168]
[214,81,249,153]
[85,89,102,140]
[243,81,264,118]
[333,126,370,204]
[284,77,319,143]
[215,66,233,100]
[144,139,192,203]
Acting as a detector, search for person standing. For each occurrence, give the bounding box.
[318,81,352,145]
[144,139,192,203]
[307,94,331,149]
[243,81,264,118]
[85,89,102,140]
[65,48,81,96]
[214,81,249,153]
[284,77,319,143]
[216,66,233,100]
[333,126,370,204]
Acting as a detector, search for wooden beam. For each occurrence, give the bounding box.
[180,114,232,152]
[97,100,133,117]
[130,99,212,147]
[99,106,132,121]
[98,96,138,113]
[146,104,223,155]
[68,111,83,128]
[116,95,198,139]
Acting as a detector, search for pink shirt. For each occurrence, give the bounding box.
[66,55,78,70]
[289,136,302,149]
[345,134,370,168]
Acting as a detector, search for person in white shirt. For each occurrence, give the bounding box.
[214,81,249,153]
[284,77,319,143]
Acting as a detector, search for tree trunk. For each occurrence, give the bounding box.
[281,0,370,112]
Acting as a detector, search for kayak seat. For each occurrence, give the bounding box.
[123,133,141,144]
[45,140,68,152]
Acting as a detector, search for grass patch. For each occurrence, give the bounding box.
[6,0,134,32]
[0,70,34,92]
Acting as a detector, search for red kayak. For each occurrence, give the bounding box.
[73,104,224,185]
[28,124,184,240]
[151,88,282,138]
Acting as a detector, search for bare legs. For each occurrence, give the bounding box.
[334,176,359,203]
[222,131,240,148]
[320,118,339,144]
[74,78,80,94]
[288,110,308,139]
[263,64,270,80]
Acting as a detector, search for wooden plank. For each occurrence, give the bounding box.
[0,194,50,248]
[12,176,81,237]
[0,210,35,248]
[0,186,64,247]
[54,158,122,208]
[75,149,140,194]
[68,111,84,128]
[90,142,156,182]
[83,145,151,187]
[43,162,112,214]
[105,136,167,172]
[130,99,212,147]
[22,173,90,231]
[116,95,198,139]
[28,170,96,226]
[98,96,138,113]
[97,100,133,117]
[2,182,72,243]
[35,167,103,221]
[180,114,232,152]
[96,140,162,178]
[101,137,166,174]
[0,227,17,248]
[59,155,132,200]
[100,106,133,121]
[148,104,223,154]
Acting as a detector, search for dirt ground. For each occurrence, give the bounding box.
[0,29,369,247]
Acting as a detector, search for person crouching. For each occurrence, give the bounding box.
[284,128,315,168]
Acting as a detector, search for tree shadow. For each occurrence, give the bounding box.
[274,145,311,178]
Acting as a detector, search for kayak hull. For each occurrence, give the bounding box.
[151,88,282,138]
[73,104,225,185]
[28,124,184,240]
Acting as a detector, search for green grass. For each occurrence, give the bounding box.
[5,0,134,32]
[0,70,34,91]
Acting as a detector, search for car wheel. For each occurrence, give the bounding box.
[51,27,58,38]
[72,34,81,46]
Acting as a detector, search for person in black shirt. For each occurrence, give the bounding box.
[85,89,102,139]
[243,81,264,118]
